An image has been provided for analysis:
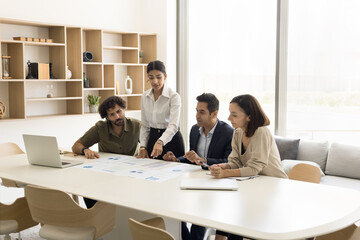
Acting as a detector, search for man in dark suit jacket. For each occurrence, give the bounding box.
[163,93,233,240]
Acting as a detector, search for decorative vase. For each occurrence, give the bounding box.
[116,80,120,95]
[46,84,54,98]
[66,66,72,79]
[125,75,133,94]
[0,102,6,119]
[2,56,11,79]
[89,105,98,113]
[83,51,93,62]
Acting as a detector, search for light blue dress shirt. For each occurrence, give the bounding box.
[196,121,218,163]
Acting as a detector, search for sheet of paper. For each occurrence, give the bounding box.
[77,155,198,182]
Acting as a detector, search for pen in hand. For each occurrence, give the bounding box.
[197,160,209,168]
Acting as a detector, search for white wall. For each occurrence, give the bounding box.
[0,0,176,149]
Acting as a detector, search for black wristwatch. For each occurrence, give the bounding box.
[81,147,89,155]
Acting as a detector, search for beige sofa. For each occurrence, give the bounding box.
[275,137,360,192]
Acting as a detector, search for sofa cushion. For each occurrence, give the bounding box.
[321,175,360,192]
[296,139,328,171]
[281,159,325,176]
[325,142,360,179]
[274,136,300,160]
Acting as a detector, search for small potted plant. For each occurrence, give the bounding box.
[87,94,101,113]
[139,50,143,63]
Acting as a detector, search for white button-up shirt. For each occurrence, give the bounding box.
[139,84,181,147]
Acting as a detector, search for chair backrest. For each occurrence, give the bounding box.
[0,142,24,187]
[0,142,24,156]
[128,218,175,240]
[314,223,359,240]
[287,163,322,183]
[25,185,116,239]
[25,185,87,226]
[0,197,38,232]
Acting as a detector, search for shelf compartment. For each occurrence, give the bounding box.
[83,89,115,114]
[103,48,138,64]
[1,42,24,79]
[66,27,82,79]
[25,98,82,117]
[128,65,145,94]
[144,66,151,91]
[23,44,66,79]
[49,26,66,44]
[0,23,65,44]
[123,95,141,111]
[140,34,157,64]
[83,64,102,88]
[83,29,102,62]
[66,81,82,97]
[115,65,145,95]
[99,89,115,105]
[1,81,25,118]
[104,65,115,88]
[25,81,82,99]
[103,32,138,48]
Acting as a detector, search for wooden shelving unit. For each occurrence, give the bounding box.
[0,18,157,119]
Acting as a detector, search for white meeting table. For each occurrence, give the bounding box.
[1,153,360,240]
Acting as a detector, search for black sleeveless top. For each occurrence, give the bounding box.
[241,142,246,155]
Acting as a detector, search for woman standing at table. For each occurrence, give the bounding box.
[210,94,287,240]
[137,60,185,159]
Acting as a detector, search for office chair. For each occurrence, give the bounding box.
[0,197,38,240]
[314,222,360,240]
[287,163,322,184]
[128,217,175,240]
[0,142,27,188]
[0,142,80,203]
[25,185,116,240]
[288,163,360,240]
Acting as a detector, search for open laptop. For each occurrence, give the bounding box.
[180,178,239,191]
[23,134,83,168]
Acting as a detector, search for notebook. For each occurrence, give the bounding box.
[180,177,239,191]
[23,134,83,168]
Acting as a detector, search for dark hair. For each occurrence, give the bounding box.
[230,94,270,137]
[98,96,126,118]
[147,60,166,75]
[196,93,219,114]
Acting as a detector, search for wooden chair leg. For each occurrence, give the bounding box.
[72,194,79,204]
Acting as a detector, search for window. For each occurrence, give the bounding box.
[187,0,277,131]
[287,0,360,144]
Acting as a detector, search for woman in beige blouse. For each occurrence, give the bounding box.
[210,94,287,240]
[210,94,287,179]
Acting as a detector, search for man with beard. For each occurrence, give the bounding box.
[72,96,140,208]
[163,93,233,240]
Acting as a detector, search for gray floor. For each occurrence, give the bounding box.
[4,224,43,240]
